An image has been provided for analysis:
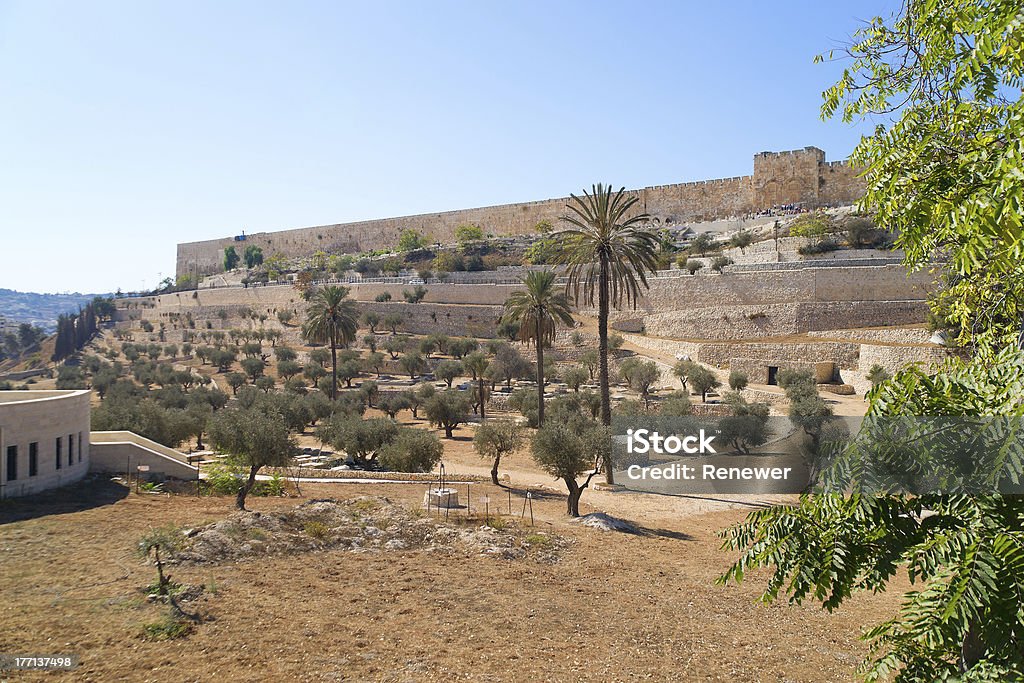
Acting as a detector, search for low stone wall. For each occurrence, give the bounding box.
[728,257,905,272]
[640,300,929,341]
[620,334,702,360]
[729,358,835,385]
[809,327,933,344]
[0,368,49,382]
[89,431,198,481]
[265,467,501,483]
[696,340,860,368]
[740,388,789,407]
[857,343,950,376]
[354,302,503,338]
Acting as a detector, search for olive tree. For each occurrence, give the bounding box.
[208,405,296,510]
[687,365,720,402]
[425,389,470,438]
[531,417,608,517]
[377,428,443,472]
[473,419,523,485]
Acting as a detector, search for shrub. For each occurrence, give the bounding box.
[141,610,193,641]
[402,285,428,303]
[842,215,878,247]
[797,239,840,255]
[454,224,484,244]
[303,521,330,540]
[866,363,891,387]
[789,212,835,239]
[689,232,717,256]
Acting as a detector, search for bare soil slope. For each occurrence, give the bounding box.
[0,479,904,682]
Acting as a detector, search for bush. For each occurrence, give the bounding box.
[789,212,835,239]
[402,285,428,303]
[141,610,193,641]
[202,465,284,497]
[202,464,244,495]
[797,239,840,256]
[508,388,540,427]
[866,363,891,387]
[842,215,878,247]
[303,521,330,540]
[56,365,87,389]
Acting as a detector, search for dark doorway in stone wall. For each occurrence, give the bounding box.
[767,366,779,386]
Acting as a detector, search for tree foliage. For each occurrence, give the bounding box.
[302,286,358,399]
[425,389,470,438]
[818,0,1024,353]
[531,409,608,517]
[722,4,1024,678]
[502,269,574,425]
[207,404,296,509]
[223,246,240,271]
[554,184,659,484]
[722,347,1024,681]
[473,419,523,485]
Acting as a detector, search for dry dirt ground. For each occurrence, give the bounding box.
[0,477,906,682]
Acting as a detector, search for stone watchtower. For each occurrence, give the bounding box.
[751,146,827,209]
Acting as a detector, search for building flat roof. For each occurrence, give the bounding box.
[0,390,90,405]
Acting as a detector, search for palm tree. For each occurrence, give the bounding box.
[556,184,659,484]
[301,285,358,399]
[502,270,574,426]
[463,352,490,421]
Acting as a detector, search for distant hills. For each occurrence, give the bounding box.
[0,288,110,332]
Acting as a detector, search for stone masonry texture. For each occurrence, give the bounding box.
[176,146,865,278]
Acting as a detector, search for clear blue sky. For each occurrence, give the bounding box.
[0,0,895,294]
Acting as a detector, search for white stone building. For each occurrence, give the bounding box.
[0,390,91,498]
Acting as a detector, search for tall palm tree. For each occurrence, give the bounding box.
[502,270,574,426]
[302,285,358,399]
[556,184,659,484]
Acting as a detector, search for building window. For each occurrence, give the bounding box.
[68,434,73,466]
[6,445,16,481]
[78,432,83,463]
[29,442,38,477]
[56,437,62,470]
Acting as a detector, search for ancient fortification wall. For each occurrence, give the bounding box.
[176,146,865,278]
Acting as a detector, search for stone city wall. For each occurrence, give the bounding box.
[177,146,864,278]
